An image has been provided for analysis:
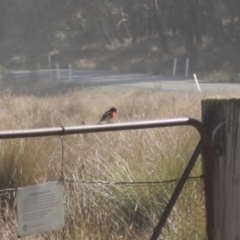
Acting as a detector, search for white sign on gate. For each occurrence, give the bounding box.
[17,181,64,237]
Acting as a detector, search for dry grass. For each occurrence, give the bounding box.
[0,87,231,239]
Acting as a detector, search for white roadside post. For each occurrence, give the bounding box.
[69,64,72,82]
[48,54,51,68]
[185,58,189,77]
[56,63,61,82]
[193,73,201,93]
[172,58,177,76]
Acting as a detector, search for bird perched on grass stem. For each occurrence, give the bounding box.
[98,107,117,124]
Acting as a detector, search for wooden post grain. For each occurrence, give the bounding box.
[202,98,240,240]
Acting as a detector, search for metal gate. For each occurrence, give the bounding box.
[0,118,211,239]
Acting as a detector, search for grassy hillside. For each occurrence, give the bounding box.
[2,36,240,82]
[74,37,240,82]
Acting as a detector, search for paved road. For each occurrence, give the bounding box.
[8,69,240,93]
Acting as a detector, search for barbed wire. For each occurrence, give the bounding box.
[62,174,206,185]
[0,188,17,197]
[0,174,206,196]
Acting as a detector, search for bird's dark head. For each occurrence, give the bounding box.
[110,107,117,112]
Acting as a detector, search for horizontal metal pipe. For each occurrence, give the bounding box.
[0,118,208,140]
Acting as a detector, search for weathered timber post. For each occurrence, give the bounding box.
[202,98,240,240]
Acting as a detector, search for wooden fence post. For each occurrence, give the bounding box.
[202,98,240,240]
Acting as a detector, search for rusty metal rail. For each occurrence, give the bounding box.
[0,117,210,239]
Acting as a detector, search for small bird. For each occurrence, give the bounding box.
[98,107,117,124]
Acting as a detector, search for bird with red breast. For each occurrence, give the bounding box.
[98,107,117,124]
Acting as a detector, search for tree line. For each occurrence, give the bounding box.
[0,0,239,70]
